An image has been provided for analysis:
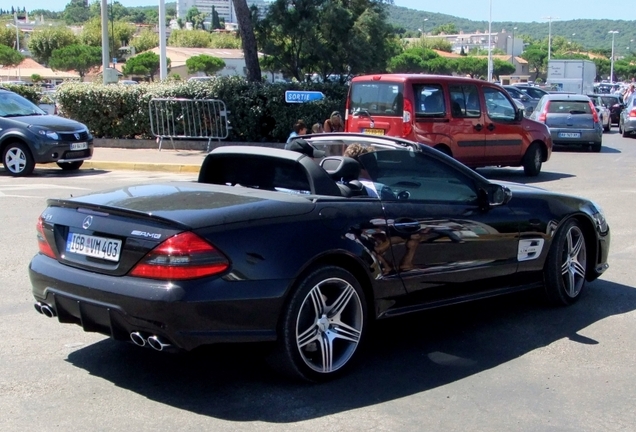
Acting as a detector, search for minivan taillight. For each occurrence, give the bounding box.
[629,109,636,118]
[403,98,413,136]
[36,216,56,259]
[589,101,599,123]
[130,232,229,280]
[538,101,550,123]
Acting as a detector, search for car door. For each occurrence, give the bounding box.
[482,86,525,165]
[361,149,520,297]
[447,84,486,166]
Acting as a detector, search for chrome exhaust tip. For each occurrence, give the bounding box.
[147,335,171,352]
[130,332,146,347]
[40,304,56,318]
[34,302,44,314]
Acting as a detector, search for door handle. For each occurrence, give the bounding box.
[474,124,483,131]
[487,123,495,131]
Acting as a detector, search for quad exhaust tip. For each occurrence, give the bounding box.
[34,302,56,318]
[129,332,172,351]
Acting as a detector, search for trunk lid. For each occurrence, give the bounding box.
[40,182,315,275]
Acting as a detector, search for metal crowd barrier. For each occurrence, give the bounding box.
[149,98,231,151]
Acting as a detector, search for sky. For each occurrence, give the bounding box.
[18,0,636,22]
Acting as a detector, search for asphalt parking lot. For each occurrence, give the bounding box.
[1,131,635,431]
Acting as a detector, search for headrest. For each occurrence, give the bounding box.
[320,156,361,182]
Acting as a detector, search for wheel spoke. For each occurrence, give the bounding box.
[327,284,355,318]
[561,260,569,276]
[297,325,319,348]
[572,260,586,279]
[566,229,574,254]
[309,286,326,319]
[566,268,576,295]
[319,334,334,372]
[571,234,584,257]
[330,321,361,344]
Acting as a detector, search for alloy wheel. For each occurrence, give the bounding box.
[560,225,587,298]
[295,277,364,373]
[4,146,27,174]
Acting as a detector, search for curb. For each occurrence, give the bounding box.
[82,161,200,173]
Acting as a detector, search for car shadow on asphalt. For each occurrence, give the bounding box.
[65,279,636,423]
[0,168,110,178]
[553,145,621,154]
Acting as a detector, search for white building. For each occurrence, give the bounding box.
[177,0,271,23]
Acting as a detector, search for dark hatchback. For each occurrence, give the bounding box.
[30,134,610,382]
[0,89,93,176]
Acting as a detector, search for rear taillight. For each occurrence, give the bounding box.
[538,101,550,123]
[629,109,636,118]
[36,216,56,259]
[403,98,413,136]
[129,231,229,280]
[589,101,599,123]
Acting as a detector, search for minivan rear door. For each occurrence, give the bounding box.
[446,83,486,166]
[347,80,404,137]
[482,86,525,164]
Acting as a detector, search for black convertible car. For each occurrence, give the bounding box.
[30,134,610,382]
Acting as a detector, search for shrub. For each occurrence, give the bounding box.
[3,84,40,104]
[55,77,348,142]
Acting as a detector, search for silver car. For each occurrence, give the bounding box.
[587,94,612,132]
[619,93,636,138]
[530,94,603,152]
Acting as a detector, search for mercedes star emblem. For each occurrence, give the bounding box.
[82,216,93,230]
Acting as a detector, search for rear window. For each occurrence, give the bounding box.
[349,82,404,117]
[600,96,618,107]
[547,101,592,114]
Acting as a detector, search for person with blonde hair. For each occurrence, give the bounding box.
[324,111,344,133]
[311,123,324,134]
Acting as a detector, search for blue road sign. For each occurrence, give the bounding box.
[285,90,325,104]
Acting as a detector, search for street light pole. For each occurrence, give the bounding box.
[487,0,493,82]
[510,26,517,64]
[609,30,619,83]
[543,16,559,61]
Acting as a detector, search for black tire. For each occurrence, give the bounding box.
[271,266,368,382]
[522,143,542,176]
[604,122,610,132]
[2,142,35,177]
[56,161,84,171]
[543,219,587,306]
[591,142,602,153]
[621,121,629,138]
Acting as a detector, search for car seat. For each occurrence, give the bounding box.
[319,156,366,197]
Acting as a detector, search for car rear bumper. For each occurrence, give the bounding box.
[622,118,636,133]
[29,254,290,350]
[549,127,602,145]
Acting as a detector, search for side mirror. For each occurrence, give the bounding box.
[484,184,512,207]
[515,108,525,121]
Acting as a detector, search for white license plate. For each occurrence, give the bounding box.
[558,132,581,138]
[66,233,122,262]
[70,142,88,150]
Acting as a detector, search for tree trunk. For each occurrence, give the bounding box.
[232,0,262,82]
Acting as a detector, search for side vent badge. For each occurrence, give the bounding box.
[518,239,544,262]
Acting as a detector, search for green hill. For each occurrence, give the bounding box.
[388,5,635,53]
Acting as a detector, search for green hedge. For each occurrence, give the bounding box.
[3,84,40,104]
[54,77,348,142]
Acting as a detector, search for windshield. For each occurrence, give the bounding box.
[349,82,404,117]
[0,92,46,117]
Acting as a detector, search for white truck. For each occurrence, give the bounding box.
[546,60,596,94]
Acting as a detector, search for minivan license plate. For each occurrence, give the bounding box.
[363,128,385,135]
[558,132,580,138]
[66,233,121,262]
[70,142,88,150]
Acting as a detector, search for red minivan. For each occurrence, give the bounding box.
[345,74,552,176]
